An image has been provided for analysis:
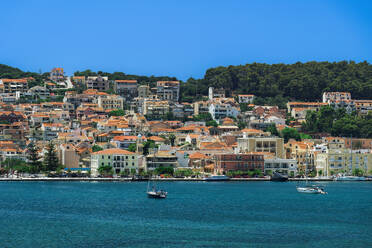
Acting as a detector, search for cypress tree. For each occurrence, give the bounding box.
[43,142,59,171]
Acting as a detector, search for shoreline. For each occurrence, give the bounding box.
[0,177,370,182]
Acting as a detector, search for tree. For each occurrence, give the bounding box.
[128,143,137,152]
[168,134,176,146]
[281,128,301,143]
[143,140,156,155]
[155,166,174,175]
[352,168,364,177]
[206,120,218,127]
[27,142,41,173]
[265,123,279,136]
[92,145,103,152]
[98,165,113,176]
[109,109,125,116]
[43,142,59,171]
[238,120,247,130]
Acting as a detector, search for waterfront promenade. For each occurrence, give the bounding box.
[0,177,366,182]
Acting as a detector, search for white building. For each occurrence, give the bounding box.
[238,94,255,104]
[264,158,297,176]
[209,102,239,120]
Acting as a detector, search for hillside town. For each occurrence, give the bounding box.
[0,67,372,179]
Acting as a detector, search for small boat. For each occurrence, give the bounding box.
[203,175,230,181]
[147,178,167,199]
[296,152,327,195]
[147,188,168,199]
[296,185,327,194]
[335,175,366,181]
[271,172,288,182]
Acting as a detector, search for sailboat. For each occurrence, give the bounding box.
[147,177,167,199]
[296,151,327,194]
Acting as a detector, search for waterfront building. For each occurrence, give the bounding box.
[285,140,314,174]
[91,148,139,176]
[146,151,178,171]
[214,153,264,174]
[264,158,297,177]
[315,148,372,176]
[238,136,285,159]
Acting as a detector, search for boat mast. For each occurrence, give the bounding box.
[349,135,352,175]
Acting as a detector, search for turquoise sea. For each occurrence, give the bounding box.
[0,181,371,248]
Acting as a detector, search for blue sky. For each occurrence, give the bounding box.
[0,0,371,80]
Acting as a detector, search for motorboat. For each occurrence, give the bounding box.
[335,175,365,181]
[203,175,230,181]
[147,189,167,199]
[296,185,327,194]
[271,172,288,182]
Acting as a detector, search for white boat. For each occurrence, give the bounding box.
[296,185,327,194]
[296,152,327,195]
[147,178,167,199]
[203,175,230,181]
[147,189,167,199]
[335,175,365,181]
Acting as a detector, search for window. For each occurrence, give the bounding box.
[132,162,134,166]
[132,156,135,159]
[101,162,104,166]
[102,155,104,159]
[108,156,110,159]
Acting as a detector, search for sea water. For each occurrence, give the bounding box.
[0,181,371,248]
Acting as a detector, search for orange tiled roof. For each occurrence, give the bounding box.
[92,148,135,155]
[115,80,137,83]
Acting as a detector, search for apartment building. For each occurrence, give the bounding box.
[238,136,285,158]
[115,80,138,100]
[209,101,239,120]
[322,92,351,103]
[143,99,170,118]
[0,78,29,93]
[318,149,372,176]
[97,95,124,110]
[86,76,109,91]
[238,94,255,104]
[156,81,180,102]
[50,68,64,82]
[146,151,178,171]
[214,153,264,174]
[208,87,225,100]
[264,158,297,177]
[287,102,328,113]
[354,100,372,115]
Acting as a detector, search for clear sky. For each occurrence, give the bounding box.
[0,0,371,80]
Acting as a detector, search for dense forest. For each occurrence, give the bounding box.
[303,106,372,138]
[0,64,47,87]
[181,61,372,103]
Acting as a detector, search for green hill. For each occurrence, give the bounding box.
[181,61,372,104]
